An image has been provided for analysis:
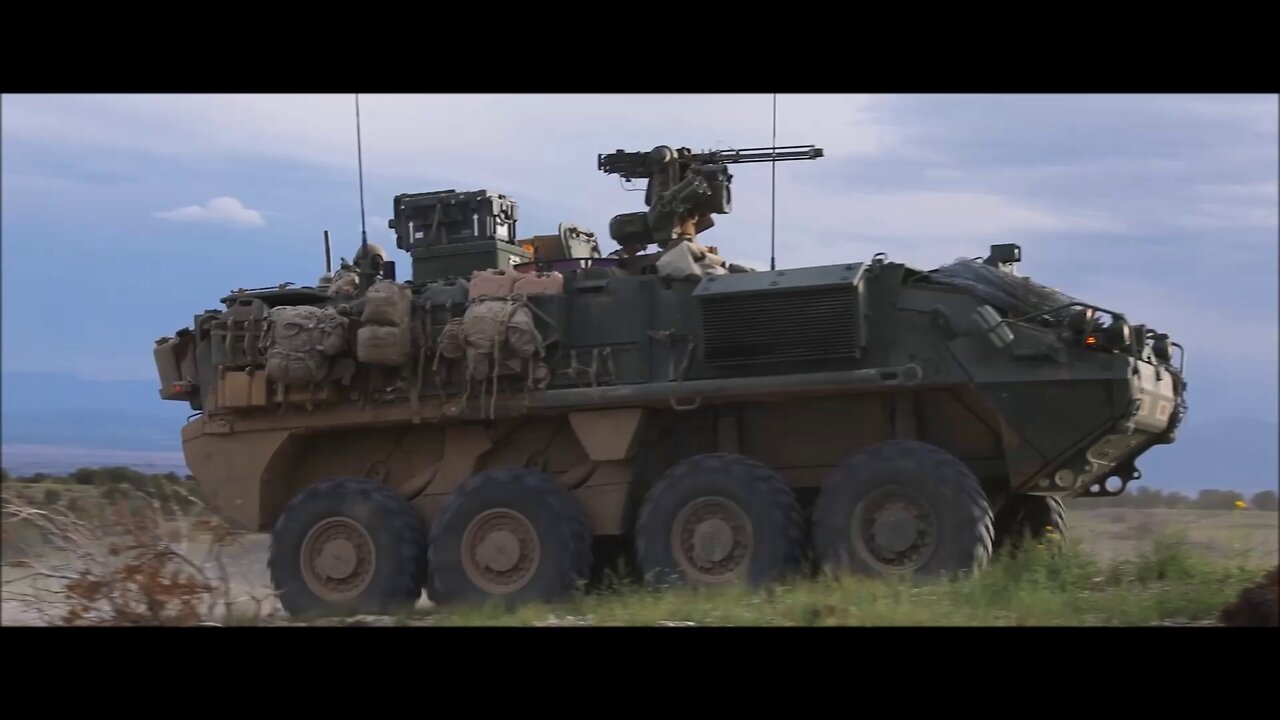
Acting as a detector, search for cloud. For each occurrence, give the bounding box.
[1067,276,1278,369]
[154,197,265,228]
[811,95,1278,242]
[1175,182,1280,230]
[7,93,1261,254]
[5,94,1271,271]
[0,94,891,209]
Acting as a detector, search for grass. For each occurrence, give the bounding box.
[412,528,1270,627]
[1069,507,1277,567]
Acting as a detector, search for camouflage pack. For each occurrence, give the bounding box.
[361,279,413,327]
[263,305,349,386]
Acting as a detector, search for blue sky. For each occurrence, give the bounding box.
[2,93,1277,423]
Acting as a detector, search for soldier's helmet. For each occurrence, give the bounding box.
[353,242,386,264]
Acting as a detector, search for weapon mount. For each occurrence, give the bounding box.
[598,144,824,251]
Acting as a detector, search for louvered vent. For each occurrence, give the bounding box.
[699,284,863,366]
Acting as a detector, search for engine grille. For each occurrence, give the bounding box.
[699,286,863,366]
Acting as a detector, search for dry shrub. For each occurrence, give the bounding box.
[1,484,277,626]
[1219,566,1279,627]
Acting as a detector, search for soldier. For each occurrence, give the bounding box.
[328,242,386,297]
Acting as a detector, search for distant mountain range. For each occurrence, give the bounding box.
[1,371,1276,494]
[2,371,191,475]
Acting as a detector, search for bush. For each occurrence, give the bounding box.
[1220,566,1279,626]
[1,485,274,626]
[1193,489,1247,510]
[1250,491,1278,512]
[1066,486,1273,511]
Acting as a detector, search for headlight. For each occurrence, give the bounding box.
[1067,307,1096,336]
[1105,316,1132,351]
[1152,333,1172,363]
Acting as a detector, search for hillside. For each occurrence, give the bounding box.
[1,372,191,475]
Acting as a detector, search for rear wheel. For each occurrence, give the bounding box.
[268,477,428,619]
[426,467,592,608]
[993,494,1067,555]
[812,440,994,580]
[634,452,807,589]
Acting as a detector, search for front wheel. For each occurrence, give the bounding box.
[993,494,1067,555]
[812,440,994,580]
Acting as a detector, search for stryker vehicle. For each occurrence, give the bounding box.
[153,142,1187,618]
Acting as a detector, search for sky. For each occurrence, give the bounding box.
[2,93,1277,424]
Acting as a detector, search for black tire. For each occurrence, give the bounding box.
[993,494,1067,555]
[268,477,428,619]
[426,467,592,608]
[812,440,994,580]
[635,452,807,589]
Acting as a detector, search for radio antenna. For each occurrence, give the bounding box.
[770,93,778,272]
[355,93,370,280]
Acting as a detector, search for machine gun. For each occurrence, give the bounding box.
[598,144,824,250]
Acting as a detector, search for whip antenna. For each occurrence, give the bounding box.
[770,93,777,272]
[355,94,369,258]
[353,93,374,290]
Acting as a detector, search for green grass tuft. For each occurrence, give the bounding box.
[419,529,1268,627]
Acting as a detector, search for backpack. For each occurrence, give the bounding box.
[263,305,349,387]
[357,280,415,367]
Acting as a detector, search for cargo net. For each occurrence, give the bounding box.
[433,269,558,418]
[926,258,1082,320]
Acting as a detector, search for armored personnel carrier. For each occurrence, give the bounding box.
[153,142,1187,618]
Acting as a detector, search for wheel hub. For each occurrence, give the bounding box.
[853,487,937,573]
[461,509,540,595]
[872,505,921,553]
[318,538,359,579]
[692,518,734,565]
[476,529,521,572]
[672,497,753,583]
[300,517,377,602]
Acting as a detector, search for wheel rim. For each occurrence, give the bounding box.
[670,496,754,584]
[461,508,541,595]
[300,517,377,602]
[851,485,937,573]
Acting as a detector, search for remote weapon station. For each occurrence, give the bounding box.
[153,100,1187,617]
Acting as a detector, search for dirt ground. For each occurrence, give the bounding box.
[3,507,1276,626]
[1067,506,1278,567]
[0,530,434,625]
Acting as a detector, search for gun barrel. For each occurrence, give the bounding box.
[598,144,824,178]
[707,145,825,164]
[597,151,649,179]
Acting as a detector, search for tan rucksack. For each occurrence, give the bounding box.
[357,280,414,367]
[263,305,349,387]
